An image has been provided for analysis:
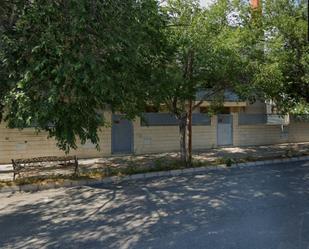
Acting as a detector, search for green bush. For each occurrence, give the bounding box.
[224,158,235,167]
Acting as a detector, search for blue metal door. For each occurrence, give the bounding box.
[112,115,133,154]
[217,114,233,146]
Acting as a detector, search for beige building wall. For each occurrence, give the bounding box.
[288,119,309,143]
[133,112,309,152]
[133,122,179,154]
[1,109,309,164]
[233,123,289,146]
[233,113,309,146]
[192,116,217,149]
[133,116,217,154]
[0,114,111,164]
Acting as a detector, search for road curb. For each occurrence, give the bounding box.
[1,155,309,194]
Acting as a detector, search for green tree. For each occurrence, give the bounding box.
[248,0,308,112]
[0,0,165,151]
[151,0,247,165]
[0,0,27,121]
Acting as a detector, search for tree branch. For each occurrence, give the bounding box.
[192,86,226,110]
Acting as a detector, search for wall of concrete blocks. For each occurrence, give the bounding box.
[133,116,217,154]
[134,113,309,152]
[233,113,288,146]
[0,115,112,164]
[233,113,309,146]
[0,112,309,164]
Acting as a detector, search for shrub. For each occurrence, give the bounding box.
[224,158,235,167]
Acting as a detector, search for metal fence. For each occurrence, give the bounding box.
[141,113,211,126]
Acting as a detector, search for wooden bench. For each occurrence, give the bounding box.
[11,156,79,181]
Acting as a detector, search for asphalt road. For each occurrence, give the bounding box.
[0,161,309,249]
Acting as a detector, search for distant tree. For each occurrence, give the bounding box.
[0,0,165,151]
[246,0,308,112]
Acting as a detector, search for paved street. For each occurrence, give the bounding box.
[0,161,309,249]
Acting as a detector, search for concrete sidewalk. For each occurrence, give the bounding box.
[1,142,309,181]
[81,142,309,168]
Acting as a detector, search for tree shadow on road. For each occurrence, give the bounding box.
[0,162,309,249]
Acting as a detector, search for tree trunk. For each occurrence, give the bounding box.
[187,100,193,166]
[179,114,188,165]
[186,49,194,167]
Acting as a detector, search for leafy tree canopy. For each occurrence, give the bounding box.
[0,0,165,151]
[148,0,250,164]
[244,0,308,112]
[152,0,248,111]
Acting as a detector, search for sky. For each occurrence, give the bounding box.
[200,0,214,7]
[160,0,214,8]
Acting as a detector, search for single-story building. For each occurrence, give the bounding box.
[0,92,309,163]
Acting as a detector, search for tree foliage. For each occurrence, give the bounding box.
[246,0,308,112]
[0,0,165,151]
[1,0,308,159]
[149,0,248,165]
[155,0,246,105]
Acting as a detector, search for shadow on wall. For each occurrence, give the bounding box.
[0,162,309,249]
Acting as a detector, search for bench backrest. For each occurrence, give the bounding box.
[13,156,77,165]
[11,156,79,180]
